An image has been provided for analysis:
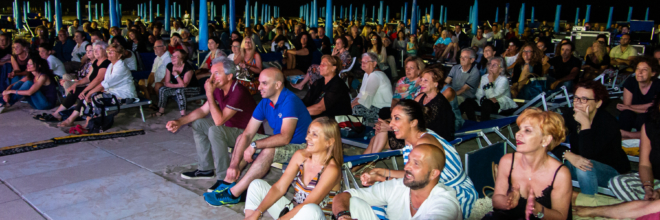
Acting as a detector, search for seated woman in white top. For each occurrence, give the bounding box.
[470,57,517,121]
[37,43,66,77]
[85,44,138,102]
[109,38,138,71]
[351,52,393,125]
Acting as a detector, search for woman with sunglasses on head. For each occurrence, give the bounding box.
[509,43,545,99]
[552,81,630,206]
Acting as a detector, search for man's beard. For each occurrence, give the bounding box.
[403,170,432,190]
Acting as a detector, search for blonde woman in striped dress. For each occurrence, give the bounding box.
[244,117,343,220]
[360,99,478,219]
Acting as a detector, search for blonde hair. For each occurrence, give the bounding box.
[516,108,566,150]
[404,56,426,72]
[304,117,344,166]
[321,55,342,76]
[593,41,606,63]
[106,43,125,59]
[240,37,256,60]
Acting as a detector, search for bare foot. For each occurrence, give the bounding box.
[57,120,74,128]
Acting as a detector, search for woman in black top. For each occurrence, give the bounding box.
[153,49,200,117]
[128,30,147,53]
[302,55,352,118]
[487,108,572,220]
[46,42,111,127]
[609,93,660,202]
[552,81,630,198]
[362,67,455,155]
[618,57,660,139]
[282,33,314,77]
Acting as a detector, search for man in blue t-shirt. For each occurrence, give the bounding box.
[204,67,312,206]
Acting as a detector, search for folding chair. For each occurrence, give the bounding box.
[465,142,507,198]
[339,57,356,79]
[454,116,518,150]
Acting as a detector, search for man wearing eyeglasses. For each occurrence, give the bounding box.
[446,48,481,121]
[140,39,171,100]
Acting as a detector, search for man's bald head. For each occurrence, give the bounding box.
[258,67,285,99]
[413,144,445,176]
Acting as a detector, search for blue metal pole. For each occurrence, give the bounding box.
[223,4,226,22]
[326,0,333,42]
[606,7,613,29]
[429,4,433,25]
[403,2,408,24]
[411,0,417,34]
[373,6,375,22]
[245,0,249,27]
[574,7,579,25]
[495,7,498,23]
[199,0,208,50]
[443,7,447,24]
[88,1,92,21]
[173,2,176,18]
[23,1,27,20]
[531,7,534,23]
[379,1,383,25]
[340,5,343,19]
[191,1,194,25]
[518,3,524,35]
[554,5,561,33]
[149,1,152,22]
[229,0,235,33]
[164,0,170,31]
[138,3,141,18]
[362,4,365,25]
[504,3,508,26]
[349,4,352,21]
[76,1,81,21]
[333,6,335,20]
[585,5,590,23]
[628,7,632,22]
[27,1,30,14]
[469,6,472,24]
[49,1,53,22]
[55,0,62,30]
[96,3,99,21]
[386,6,389,23]
[15,0,22,30]
[646,7,649,21]
[178,5,181,18]
[254,1,258,25]
[472,0,478,35]
[101,3,103,19]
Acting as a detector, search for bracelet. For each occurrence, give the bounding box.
[336,210,351,219]
[15,90,18,95]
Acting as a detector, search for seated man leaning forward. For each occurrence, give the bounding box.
[332,144,462,220]
[203,67,312,205]
[167,57,263,185]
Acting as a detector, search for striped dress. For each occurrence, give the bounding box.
[402,129,478,219]
[291,161,339,217]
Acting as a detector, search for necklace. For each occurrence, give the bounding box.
[409,191,419,211]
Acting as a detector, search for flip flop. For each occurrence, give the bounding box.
[33,113,49,120]
[39,114,62,122]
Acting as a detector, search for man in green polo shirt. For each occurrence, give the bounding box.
[610,34,637,69]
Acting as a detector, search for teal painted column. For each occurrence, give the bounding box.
[585,5,591,23]
[77,1,81,21]
[472,0,478,35]
[379,1,383,25]
[554,5,561,33]
[245,0,249,27]
[326,0,333,42]
[606,7,613,29]
[627,7,632,22]
[88,1,92,21]
[574,7,579,25]
[54,0,62,30]
[164,0,170,31]
[518,3,524,35]
[410,0,417,34]
[199,0,208,50]
[495,7,498,23]
[403,2,407,24]
[645,7,649,21]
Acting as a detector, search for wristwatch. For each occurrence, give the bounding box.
[336,211,351,219]
[534,206,544,219]
[250,141,257,149]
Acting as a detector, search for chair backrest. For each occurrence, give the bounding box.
[311,50,323,65]
[465,142,507,198]
[139,52,157,72]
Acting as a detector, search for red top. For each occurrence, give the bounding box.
[167,44,184,54]
[205,54,213,69]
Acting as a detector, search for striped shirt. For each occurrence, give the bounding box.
[291,161,338,216]
[403,129,478,219]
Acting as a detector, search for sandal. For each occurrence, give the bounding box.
[150,111,165,117]
[148,105,159,111]
[39,114,62,122]
[33,113,48,120]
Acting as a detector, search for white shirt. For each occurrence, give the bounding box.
[151,51,171,86]
[102,59,138,99]
[70,41,89,62]
[475,74,517,111]
[67,25,84,37]
[227,53,235,61]
[123,51,138,71]
[357,70,393,109]
[46,55,66,77]
[346,178,462,220]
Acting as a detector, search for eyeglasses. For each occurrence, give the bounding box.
[371,39,377,41]
[488,64,501,68]
[522,50,533,53]
[572,97,596,104]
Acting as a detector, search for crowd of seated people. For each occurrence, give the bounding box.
[9,13,660,220]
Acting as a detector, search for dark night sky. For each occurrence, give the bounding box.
[4,0,656,24]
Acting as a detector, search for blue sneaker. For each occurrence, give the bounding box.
[207,180,235,192]
[203,188,241,206]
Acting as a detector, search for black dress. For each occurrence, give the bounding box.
[301,75,352,118]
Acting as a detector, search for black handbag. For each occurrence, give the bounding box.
[85,93,121,133]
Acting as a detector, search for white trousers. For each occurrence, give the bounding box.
[347,197,381,220]
[244,179,325,220]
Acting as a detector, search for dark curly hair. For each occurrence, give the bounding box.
[574,80,609,104]
[394,99,427,132]
[26,55,55,81]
